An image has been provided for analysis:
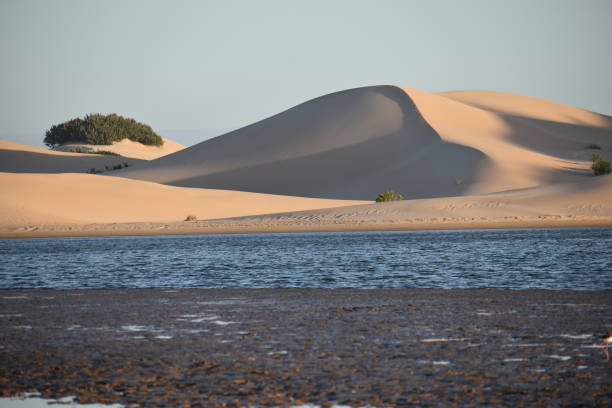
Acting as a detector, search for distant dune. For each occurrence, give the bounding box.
[117,86,612,200]
[53,137,185,160]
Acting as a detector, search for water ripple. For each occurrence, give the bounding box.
[0,228,610,289]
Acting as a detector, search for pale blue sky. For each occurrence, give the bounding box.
[1,0,611,147]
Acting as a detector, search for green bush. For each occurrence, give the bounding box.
[45,113,163,148]
[375,190,404,202]
[592,153,611,176]
[67,146,89,153]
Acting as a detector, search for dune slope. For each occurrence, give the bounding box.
[117,86,612,200]
[0,172,366,226]
[239,174,612,224]
[0,140,144,173]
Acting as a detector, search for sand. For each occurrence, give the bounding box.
[0,140,145,173]
[0,172,365,226]
[0,174,612,238]
[1,86,611,237]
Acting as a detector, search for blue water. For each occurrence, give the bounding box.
[0,228,610,290]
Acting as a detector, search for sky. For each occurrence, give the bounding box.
[1,0,611,147]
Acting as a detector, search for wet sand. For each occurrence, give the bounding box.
[1,289,610,407]
[2,214,612,239]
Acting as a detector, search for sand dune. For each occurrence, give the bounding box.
[53,137,185,160]
[117,86,612,200]
[239,174,612,224]
[0,140,145,173]
[2,85,611,237]
[2,175,610,238]
[0,172,365,226]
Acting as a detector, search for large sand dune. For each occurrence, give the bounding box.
[117,86,612,200]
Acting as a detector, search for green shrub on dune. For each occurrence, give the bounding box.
[591,153,611,176]
[375,190,404,202]
[44,113,163,148]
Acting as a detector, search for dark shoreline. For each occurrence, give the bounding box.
[1,289,611,407]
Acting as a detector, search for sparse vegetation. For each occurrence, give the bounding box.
[68,146,121,156]
[591,153,611,176]
[585,144,601,150]
[184,215,198,221]
[455,178,463,185]
[86,162,128,174]
[93,150,120,156]
[45,113,163,148]
[375,190,404,202]
[104,163,129,171]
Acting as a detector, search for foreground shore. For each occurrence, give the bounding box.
[1,289,610,407]
[2,214,612,239]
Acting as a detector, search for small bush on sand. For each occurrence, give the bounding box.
[586,144,601,150]
[184,214,198,221]
[592,153,611,176]
[375,190,404,202]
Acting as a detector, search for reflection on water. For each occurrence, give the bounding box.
[0,228,610,290]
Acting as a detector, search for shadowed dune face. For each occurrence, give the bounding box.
[118,86,490,200]
[438,90,612,158]
[403,88,612,194]
[0,140,144,173]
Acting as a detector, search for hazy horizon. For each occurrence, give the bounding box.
[1,0,611,148]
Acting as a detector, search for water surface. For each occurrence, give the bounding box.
[0,228,610,289]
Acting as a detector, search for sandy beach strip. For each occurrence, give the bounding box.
[1,288,610,407]
[1,215,611,239]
